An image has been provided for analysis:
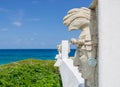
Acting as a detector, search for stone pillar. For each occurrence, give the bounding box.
[98,0,120,87]
[89,0,98,87]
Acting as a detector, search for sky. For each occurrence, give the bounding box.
[0,0,92,49]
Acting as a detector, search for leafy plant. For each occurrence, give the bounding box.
[0,59,62,87]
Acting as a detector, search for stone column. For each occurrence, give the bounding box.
[89,0,98,87]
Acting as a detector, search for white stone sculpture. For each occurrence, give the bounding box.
[54,44,62,67]
[63,7,97,87]
[57,44,62,53]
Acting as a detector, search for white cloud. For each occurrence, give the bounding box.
[0,28,8,32]
[11,10,24,27]
[13,21,22,27]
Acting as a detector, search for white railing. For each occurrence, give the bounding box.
[54,40,85,87]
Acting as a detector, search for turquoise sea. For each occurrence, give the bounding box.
[0,49,75,65]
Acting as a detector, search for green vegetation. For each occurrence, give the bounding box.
[0,59,62,87]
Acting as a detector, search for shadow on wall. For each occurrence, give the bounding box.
[79,84,85,87]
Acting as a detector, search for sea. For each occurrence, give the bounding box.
[0,49,75,65]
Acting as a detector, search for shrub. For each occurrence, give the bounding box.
[0,59,62,87]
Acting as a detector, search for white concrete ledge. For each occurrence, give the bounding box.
[59,59,84,87]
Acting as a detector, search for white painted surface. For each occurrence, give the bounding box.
[59,59,84,87]
[54,53,62,66]
[54,58,62,67]
[98,0,120,87]
[61,40,69,59]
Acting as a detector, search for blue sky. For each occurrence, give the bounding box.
[0,0,92,49]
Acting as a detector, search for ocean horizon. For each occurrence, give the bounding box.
[0,49,75,65]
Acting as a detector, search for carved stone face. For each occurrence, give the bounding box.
[63,7,93,80]
[77,55,94,79]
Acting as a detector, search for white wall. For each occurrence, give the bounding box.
[98,0,120,87]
